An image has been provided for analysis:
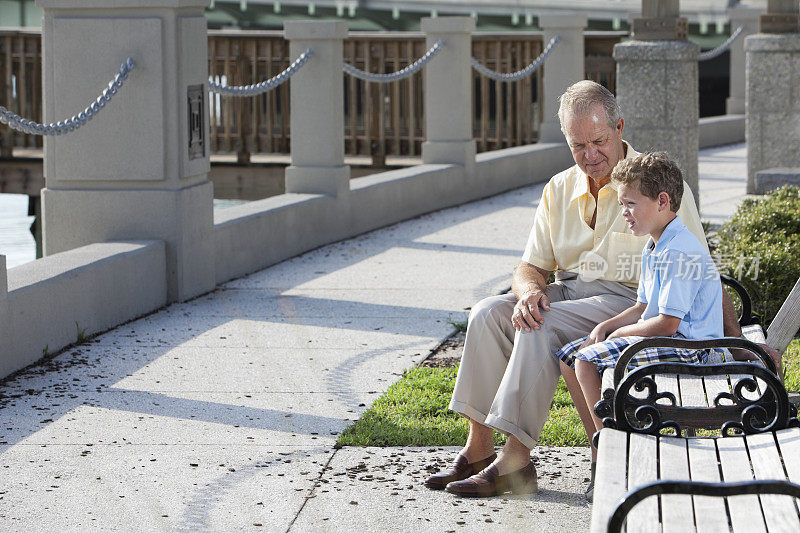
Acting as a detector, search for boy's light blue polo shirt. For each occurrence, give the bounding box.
[637,216,723,340]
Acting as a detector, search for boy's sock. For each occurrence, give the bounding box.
[586,461,596,503]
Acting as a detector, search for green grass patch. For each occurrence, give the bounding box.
[339,339,800,448]
[783,339,800,393]
[447,320,468,332]
[336,365,587,447]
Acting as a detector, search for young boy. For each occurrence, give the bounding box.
[556,152,723,442]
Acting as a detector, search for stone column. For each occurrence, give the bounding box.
[284,21,350,196]
[726,6,762,115]
[37,0,214,303]
[0,255,8,359]
[538,14,587,143]
[614,0,700,207]
[421,16,476,167]
[745,0,800,193]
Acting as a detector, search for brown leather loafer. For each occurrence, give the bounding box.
[444,461,537,497]
[423,453,497,490]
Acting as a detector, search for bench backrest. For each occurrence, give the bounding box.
[767,277,800,354]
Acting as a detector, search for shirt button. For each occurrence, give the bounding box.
[585,217,590,221]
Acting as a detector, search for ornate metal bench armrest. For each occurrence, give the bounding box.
[613,336,778,388]
[721,274,759,327]
[606,479,800,533]
[607,360,798,436]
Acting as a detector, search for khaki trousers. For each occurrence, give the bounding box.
[449,273,637,449]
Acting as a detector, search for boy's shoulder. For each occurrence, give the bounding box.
[661,217,708,258]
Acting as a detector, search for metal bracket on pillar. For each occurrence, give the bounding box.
[632,17,688,40]
[759,13,800,33]
[760,0,800,33]
[187,84,205,160]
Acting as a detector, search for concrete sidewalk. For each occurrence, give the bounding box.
[0,143,752,532]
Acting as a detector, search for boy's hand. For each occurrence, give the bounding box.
[579,323,610,350]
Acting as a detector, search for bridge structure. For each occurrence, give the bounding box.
[0,0,796,385]
[0,1,797,526]
[0,11,756,258]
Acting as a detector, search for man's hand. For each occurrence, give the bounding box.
[510,261,552,332]
[512,289,551,332]
[730,343,783,378]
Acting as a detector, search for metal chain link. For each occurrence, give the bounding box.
[0,58,135,136]
[342,40,444,82]
[209,49,312,96]
[471,35,560,82]
[699,25,745,61]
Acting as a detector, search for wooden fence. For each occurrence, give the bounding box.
[0,29,622,163]
[0,30,42,157]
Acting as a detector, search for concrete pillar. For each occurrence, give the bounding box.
[726,7,762,115]
[538,14,587,143]
[37,0,214,303]
[420,16,476,166]
[284,21,350,196]
[0,255,8,357]
[615,1,700,207]
[745,0,800,193]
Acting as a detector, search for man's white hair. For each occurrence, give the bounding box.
[557,80,622,133]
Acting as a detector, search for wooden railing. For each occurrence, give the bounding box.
[0,29,622,163]
[0,30,42,157]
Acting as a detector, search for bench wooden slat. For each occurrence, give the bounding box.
[776,427,800,483]
[746,432,800,531]
[717,436,768,533]
[658,436,694,533]
[687,438,728,533]
[591,429,630,533]
[702,374,732,407]
[626,433,660,533]
[654,374,680,406]
[602,367,615,397]
[677,375,707,407]
[766,277,800,354]
[743,324,767,345]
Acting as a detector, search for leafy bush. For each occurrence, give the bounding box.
[713,186,800,327]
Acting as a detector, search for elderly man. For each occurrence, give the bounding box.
[424,80,765,498]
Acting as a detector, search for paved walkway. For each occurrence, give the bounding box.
[0,143,752,532]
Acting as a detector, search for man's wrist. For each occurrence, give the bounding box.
[520,283,543,296]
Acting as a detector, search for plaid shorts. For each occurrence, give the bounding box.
[555,334,715,373]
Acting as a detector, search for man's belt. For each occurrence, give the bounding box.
[555,270,579,281]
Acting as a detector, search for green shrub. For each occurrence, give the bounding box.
[713,186,800,326]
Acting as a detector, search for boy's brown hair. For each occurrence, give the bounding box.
[610,152,683,212]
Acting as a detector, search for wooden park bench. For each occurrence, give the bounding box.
[590,277,800,532]
[596,276,800,436]
[591,337,800,532]
[592,424,800,532]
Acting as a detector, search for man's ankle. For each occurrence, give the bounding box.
[460,446,495,464]
[493,452,531,475]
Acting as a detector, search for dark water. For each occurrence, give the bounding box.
[0,194,247,269]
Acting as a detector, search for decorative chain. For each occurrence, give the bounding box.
[209,49,312,96]
[471,35,560,82]
[342,39,444,82]
[698,25,745,61]
[0,58,135,136]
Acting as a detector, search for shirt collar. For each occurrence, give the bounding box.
[646,215,686,254]
[569,140,638,204]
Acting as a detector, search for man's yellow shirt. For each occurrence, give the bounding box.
[522,142,708,287]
